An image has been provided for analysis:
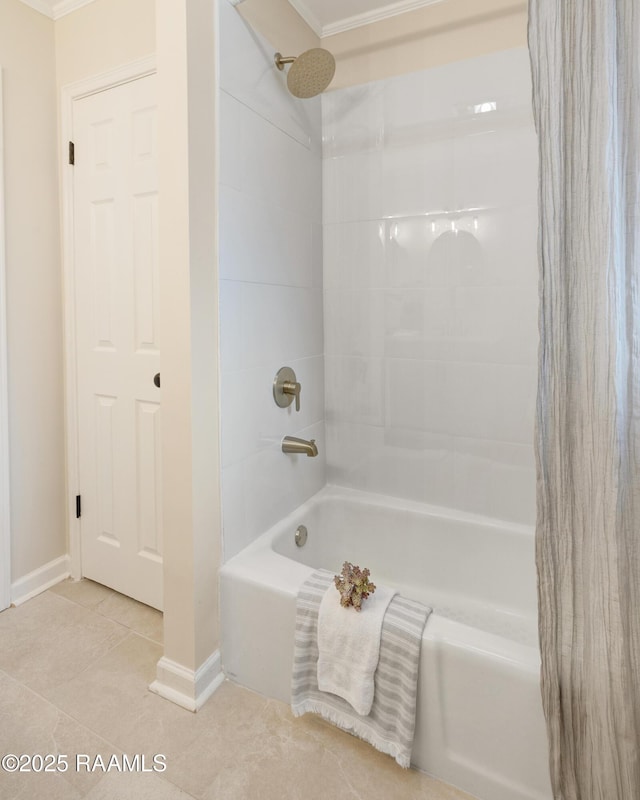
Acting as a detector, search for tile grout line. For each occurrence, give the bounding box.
[44,592,136,658]
[48,585,165,647]
[0,666,201,800]
[0,664,122,750]
[20,593,161,701]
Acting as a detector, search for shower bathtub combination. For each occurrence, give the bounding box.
[220,486,552,800]
[218,2,547,798]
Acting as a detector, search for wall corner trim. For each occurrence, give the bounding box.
[150,651,224,712]
[10,555,71,606]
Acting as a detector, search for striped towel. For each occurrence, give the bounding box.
[291,569,432,768]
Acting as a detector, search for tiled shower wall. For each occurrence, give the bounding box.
[322,49,539,524]
[218,0,325,560]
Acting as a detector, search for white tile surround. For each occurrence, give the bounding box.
[322,49,539,524]
[219,0,538,554]
[219,0,325,560]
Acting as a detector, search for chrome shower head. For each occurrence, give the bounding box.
[274,48,336,99]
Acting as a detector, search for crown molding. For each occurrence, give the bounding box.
[289,0,445,38]
[22,0,445,33]
[17,0,99,21]
[52,0,98,20]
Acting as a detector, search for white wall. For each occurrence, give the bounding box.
[153,0,221,697]
[219,0,325,560]
[55,0,155,89]
[323,48,538,524]
[0,0,66,584]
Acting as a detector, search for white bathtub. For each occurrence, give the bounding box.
[220,486,552,800]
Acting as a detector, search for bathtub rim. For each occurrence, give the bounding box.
[220,485,541,670]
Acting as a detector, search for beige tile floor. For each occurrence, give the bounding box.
[0,579,474,800]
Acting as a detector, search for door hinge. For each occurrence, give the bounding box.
[68,141,75,165]
[76,495,81,519]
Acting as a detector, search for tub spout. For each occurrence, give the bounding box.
[282,435,318,457]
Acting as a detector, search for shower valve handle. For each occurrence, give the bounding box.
[273,366,302,412]
[283,380,301,412]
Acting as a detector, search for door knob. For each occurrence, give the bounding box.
[153,373,161,388]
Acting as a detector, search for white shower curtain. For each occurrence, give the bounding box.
[529,1,640,798]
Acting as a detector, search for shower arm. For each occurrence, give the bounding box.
[274,53,296,71]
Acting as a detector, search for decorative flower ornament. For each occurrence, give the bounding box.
[334,562,376,611]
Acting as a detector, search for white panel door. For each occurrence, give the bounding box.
[73,74,162,610]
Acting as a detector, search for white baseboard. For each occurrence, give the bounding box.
[149,650,224,712]
[11,554,70,606]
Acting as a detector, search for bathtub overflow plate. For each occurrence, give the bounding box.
[295,525,308,547]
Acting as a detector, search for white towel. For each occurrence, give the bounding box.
[317,581,397,716]
[292,570,431,767]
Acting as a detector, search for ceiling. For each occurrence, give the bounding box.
[287,0,445,37]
